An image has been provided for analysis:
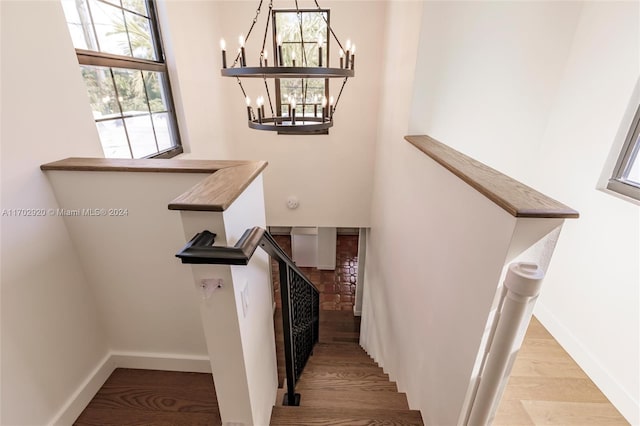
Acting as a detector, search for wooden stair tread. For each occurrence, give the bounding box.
[310,344,374,360]
[81,385,219,412]
[303,363,386,375]
[299,369,391,382]
[271,406,423,425]
[306,357,380,369]
[273,309,421,424]
[298,390,410,410]
[74,408,221,426]
[312,349,373,359]
[296,378,398,392]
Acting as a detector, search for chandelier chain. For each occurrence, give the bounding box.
[264,77,275,117]
[233,0,265,103]
[260,1,276,117]
[294,0,308,67]
[294,0,309,108]
[333,77,348,112]
[237,77,247,99]
[313,0,344,52]
[260,0,273,63]
[232,0,265,67]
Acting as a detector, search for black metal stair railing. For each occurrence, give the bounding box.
[175,227,319,407]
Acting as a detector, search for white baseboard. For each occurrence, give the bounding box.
[49,351,211,425]
[110,351,211,373]
[50,353,116,425]
[534,303,639,425]
[353,305,362,316]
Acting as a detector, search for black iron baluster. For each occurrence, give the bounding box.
[280,262,300,406]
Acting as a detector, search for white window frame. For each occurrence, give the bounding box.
[62,0,182,159]
[607,104,640,201]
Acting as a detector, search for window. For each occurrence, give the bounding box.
[61,0,181,158]
[272,9,329,134]
[608,104,640,201]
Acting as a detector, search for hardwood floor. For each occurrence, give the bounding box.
[76,314,628,425]
[74,369,221,425]
[75,230,626,425]
[494,317,628,425]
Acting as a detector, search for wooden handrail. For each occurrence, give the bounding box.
[405,135,579,219]
[168,162,267,212]
[40,157,250,173]
[40,158,268,212]
[175,227,265,265]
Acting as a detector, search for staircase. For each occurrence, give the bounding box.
[270,311,424,425]
[176,228,422,424]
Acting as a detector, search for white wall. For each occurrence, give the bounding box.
[161,1,384,228]
[157,0,231,160]
[364,8,571,423]
[363,138,522,424]
[0,1,108,424]
[407,1,639,422]
[45,171,209,356]
[530,3,639,423]
[409,1,583,185]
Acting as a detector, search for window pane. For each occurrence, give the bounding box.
[142,71,168,112]
[281,78,302,103]
[280,78,324,115]
[81,66,121,119]
[122,0,148,16]
[96,119,132,158]
[126,115,158,158]
[112,69,148,114]
[152,113,174,151]
[90,0,132,56]
[303,41,321,67]
[624,138,640,185]
[275,11,327,67]
[61,0,98,50]
[64,0,181,157]
[124,11,156,60]
[303,79,325,104]
[301,12,327,47]
[274,9,329,128]
[276,12,301,43]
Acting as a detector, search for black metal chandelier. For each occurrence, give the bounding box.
[219,0,355,134]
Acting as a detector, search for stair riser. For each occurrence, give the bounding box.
[298,391,410,411]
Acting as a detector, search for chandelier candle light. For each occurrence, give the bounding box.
[220,39,227,68]
[219,0,355,134]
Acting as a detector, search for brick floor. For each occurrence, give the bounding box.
[271,234,359,311]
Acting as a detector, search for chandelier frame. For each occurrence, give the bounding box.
[220,0,355,134]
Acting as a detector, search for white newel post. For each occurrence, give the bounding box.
[176,175,278,426]
[467,262,545,426]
